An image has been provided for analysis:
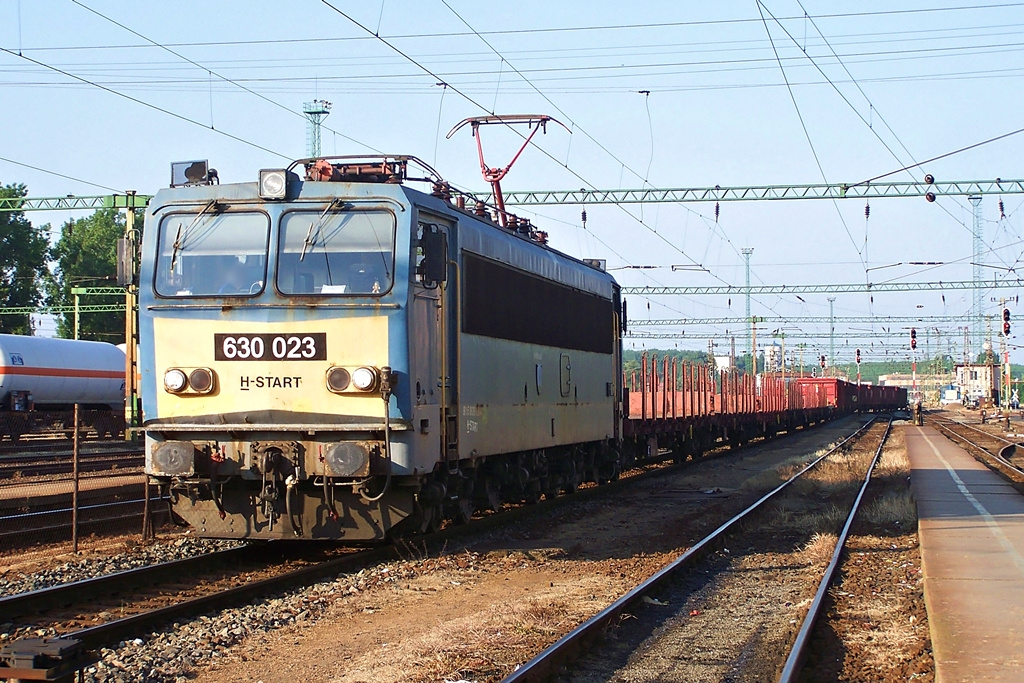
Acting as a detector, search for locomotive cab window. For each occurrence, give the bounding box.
[155,210,270,297]
[277,209,396,296]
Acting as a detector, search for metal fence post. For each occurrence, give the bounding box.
[72,403,80,553]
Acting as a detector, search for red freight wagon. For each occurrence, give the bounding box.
[792,377,849,412]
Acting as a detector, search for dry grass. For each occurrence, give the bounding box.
[862,490,918,528]
[832,584,924,672]
[802,532,839,566]
[738,443,842,493]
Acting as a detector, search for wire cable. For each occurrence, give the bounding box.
[0,45,290,160]
[0,155,119,192]
[757,1,864,268]
[68,0,383,155]
[21,3,1024,52]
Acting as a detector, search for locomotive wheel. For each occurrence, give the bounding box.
[524,481,542,505]
[452,497,474,525]
[561,458,582,495]
[420,504,443,534]
[474,476,502,513]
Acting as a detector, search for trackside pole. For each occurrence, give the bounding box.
[72,403,80,553]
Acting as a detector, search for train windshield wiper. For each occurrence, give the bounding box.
[169,199,221,274]
[300,198,343,262]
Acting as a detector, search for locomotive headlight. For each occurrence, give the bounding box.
[188,368,215,394]
[164,369,187,393]
[326,366,351,393]
[258,168,287,199]
[351,366,379,392]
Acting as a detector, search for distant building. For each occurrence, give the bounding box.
[878,373,949,405]
[955,363,1000,407]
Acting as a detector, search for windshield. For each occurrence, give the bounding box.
[155,210,270,297]
[277,209,395,295]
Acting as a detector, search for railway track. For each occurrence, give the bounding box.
[929,414,1024,483]
[0,417,861,679]
[501,416,893,683]
[0,449,144,480]
[0,542,399,678]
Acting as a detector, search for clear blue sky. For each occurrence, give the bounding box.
[2,1,1023,365]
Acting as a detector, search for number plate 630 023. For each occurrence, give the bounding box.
[213,333,327,361]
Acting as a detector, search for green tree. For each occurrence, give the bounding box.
[46,208,128,342]
[0,184,49,335]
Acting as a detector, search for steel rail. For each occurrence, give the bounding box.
[0,497,165,522]
[777,418,893,682]
[501,417,879,683]
[56,544,399,652]
[0,545,254,619]
[931,416,1024,477]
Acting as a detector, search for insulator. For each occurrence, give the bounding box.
[864,202,870,219]
[999,199,1006,219]
[714,202,720,222]
[581,209,587,226]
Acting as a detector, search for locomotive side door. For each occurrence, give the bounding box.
[411,217,454,467]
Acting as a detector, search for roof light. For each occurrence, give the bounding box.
[259,169,288,199]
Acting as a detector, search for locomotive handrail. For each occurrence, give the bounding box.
[141,420,412,432]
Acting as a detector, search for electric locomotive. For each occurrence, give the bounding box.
[140,156,624,540]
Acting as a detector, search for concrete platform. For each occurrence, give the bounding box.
[906,425,1024,682]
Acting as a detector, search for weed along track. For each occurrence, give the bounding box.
[504,418,904,683]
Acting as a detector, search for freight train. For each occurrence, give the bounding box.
[0,334,127,442]
[138,156,906,541]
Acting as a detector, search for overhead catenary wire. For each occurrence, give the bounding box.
[318,0,722,283]
[17,3,1024,53]
[439,0,814,334]
[434,0,807,333]
[0,155,119,192]
[757,1,864,269]
[67,0,384,155]
[0,45,291,160]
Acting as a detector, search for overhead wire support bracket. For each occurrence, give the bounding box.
[447,114,569,227]
[467,178,1024,206]
[623,279,1024,296]
[0,193,152,213]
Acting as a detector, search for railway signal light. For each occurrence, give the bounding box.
[910,328,917,350]
[1004,308,1011,337]
[820,355,826,369]
[856,348,861,364]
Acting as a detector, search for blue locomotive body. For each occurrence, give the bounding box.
[140,157,622,539]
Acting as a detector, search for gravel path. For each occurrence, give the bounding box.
[0,536,240,597]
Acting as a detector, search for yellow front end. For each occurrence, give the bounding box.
[152,316,389,422]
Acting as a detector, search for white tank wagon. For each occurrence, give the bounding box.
[0,334,127,442]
